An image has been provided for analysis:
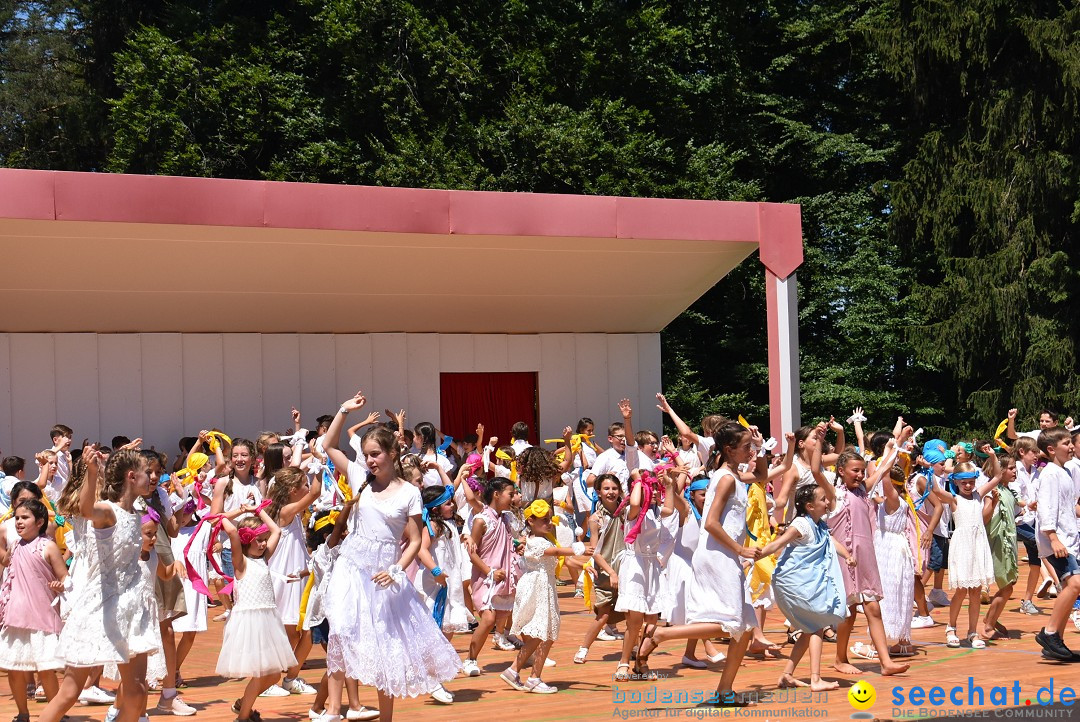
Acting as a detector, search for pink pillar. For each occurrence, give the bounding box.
[757,204,804,442]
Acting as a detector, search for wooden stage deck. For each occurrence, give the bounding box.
[3,589,1078,721]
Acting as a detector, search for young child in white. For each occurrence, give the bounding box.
[500,499,589,694]
[216,505,297,722]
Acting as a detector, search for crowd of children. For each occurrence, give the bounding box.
[1,397,1080,719]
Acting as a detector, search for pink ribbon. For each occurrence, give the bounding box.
[183,499,271,598]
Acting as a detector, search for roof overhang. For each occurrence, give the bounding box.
[0,170,802,334]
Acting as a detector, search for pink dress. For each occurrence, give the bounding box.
[827,488,883,604]
[470,506,518,611]
[0,536,65,671]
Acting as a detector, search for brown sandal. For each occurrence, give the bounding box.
[633,623,658,678]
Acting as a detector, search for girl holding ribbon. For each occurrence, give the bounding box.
[934,454,1003,649]
[574,473,627,665]
[499,499,591,694]
[214,503,297,722]
[414,484,470,705]
[873,465,920,657]
[320,392,461,722]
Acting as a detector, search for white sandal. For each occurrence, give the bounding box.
[573,647,588,664]
[945,626,961,648]
[849,641,878,660]
[967,633,986,649]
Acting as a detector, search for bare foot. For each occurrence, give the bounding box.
[832,662,861,675]
[880,662,910,676]
[811,679,840,692]
[777,674,809,689]
[749,638,783,653]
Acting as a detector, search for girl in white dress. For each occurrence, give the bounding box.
[636,423,760,706]
[40,447,160,722]
[215,505,297,722]
[874,465,918,656]
[266,466,322,694]
[415,484,470,705]
[320,392,462,722]
[500,500,590,694]
[170,496,208,686]
[934,460,1002,650]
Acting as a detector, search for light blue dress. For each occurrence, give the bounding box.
[772,515,847,633]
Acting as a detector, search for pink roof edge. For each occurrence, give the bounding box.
[0,168,803,277]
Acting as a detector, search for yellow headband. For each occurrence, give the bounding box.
[205,431,232,453]
[523,499,557,523]
[738,415,751,429]
[172,452,209,486]
[313,510,340,532]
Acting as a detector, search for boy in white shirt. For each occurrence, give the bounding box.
[1033,428,1080,661]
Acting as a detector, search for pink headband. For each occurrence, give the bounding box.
[237,524,269,546]
[141,506,161,526]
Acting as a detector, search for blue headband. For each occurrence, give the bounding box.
[684,478,710,522]
[421,485,454,536]
[437,436,454,456]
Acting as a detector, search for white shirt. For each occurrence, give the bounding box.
[624,444,655,474]
[420,452,454,488]
[588,448,630,493]
[1036,463,1079,558]
[1010,462,1040,526]
[511,439,531,455]
[694,436,715,467]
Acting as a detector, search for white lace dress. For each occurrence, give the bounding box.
[326,483,461,697]
[269,514,310,626]
[684,471,755,635]
[60,502,160,667]
[875,503,915,642]
[948,493,995,590]
[412,520,470,634]
[511,537,560,641]
[216,556,297,678]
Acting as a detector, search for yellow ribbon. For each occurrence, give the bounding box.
[744,483,774,600]
[205,431,232,453]
[336,474,352,502]
[172,453,209,487]
[582,558,595,610]
[296,572,316,631]
[545,434,601,454]
[313,510,340,532]
[738,415,751,429]
[494,449,518,481]
[993,419,1010,451]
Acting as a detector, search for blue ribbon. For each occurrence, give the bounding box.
[422,485,454,537]
[683,478,710,522]
[945,470,978,494]
[437,436,454,457]
[577,466,599,513]
[432,585,448,627]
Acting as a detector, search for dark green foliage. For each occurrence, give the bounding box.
[3,0,1077,437]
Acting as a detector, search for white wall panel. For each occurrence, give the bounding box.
[97,335,142,443]
[0,332,663,459]
[636,333,663,436]
[54,334,100,446]
[0,334,11,453]
[473,335,509,371]
[438,335,474,372]
[333,335,371,407]
[9,334,55,456]
[223,334,263,435]
[575,335,608,425]
[300,335,337,420]
[370,334,408,421]
[182,334,225,434]
[140,334,182,454]
[261,335,300,432]
[538,334,576,443]
[406,334,440,425]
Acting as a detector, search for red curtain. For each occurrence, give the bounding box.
[440,372,538,444]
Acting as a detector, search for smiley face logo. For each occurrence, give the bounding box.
[848,680,876,711]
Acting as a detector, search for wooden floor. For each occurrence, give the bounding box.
[3,589,1078,721]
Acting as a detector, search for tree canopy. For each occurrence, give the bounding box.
[2,0,1076,438]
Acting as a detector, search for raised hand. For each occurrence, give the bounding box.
[656,392,672,413]
[291,406,302,430]
[361,411,381,426]
[340,391,367,413]
[618,398,632,420]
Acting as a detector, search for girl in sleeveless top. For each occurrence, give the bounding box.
[40,447,160,722]
[216,505,297,722]
[574,473,627,664]
[0,499,68,721]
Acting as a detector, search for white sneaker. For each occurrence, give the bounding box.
[500,667,527,691]
[524,677,558,694]
[104,706,119,722]
[430,684,454,704]
[309,710,324,720]
[1071,610,1080,634]
[493,633,517,651]
[911,615,935,629]
[574,588,584,598]
[544,657,556,667]
[283,677,318,695]
[79,686,117,706]
[155,694,197,716]
[928,588,950,608]
[462,658,481,677]
[345,707,380,721]
[259,683,291,697]
[596,628,619,641]
[605,625,625,639]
